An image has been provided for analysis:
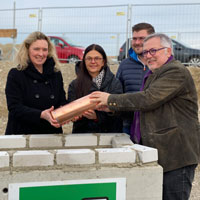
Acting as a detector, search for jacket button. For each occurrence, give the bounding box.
[109,102,112,106]
[45,81,49,85]
[35,94,40,99]
[33,80,38,83]
[50,95,55,99]
[113,103,116,106]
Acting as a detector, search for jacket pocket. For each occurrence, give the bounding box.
[151,126,184,171]
[153,126,178,135]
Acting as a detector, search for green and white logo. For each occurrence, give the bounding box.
[9,178,126,200]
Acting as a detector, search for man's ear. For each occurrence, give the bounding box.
[165,47,172,57]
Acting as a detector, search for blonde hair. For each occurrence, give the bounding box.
[16,31,60,70]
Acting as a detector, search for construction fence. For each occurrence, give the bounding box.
[0,3,200,62]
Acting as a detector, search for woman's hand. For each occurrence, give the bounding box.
[83,109,97,120]
[71,115,82,122]
[40,106,61,128]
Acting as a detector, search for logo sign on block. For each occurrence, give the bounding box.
[9,178,126,200]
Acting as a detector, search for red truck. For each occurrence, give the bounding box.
[48,36,85,63]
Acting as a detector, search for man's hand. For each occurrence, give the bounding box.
[90,92,111,112]
[90,91,110,106]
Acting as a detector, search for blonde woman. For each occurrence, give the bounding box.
[5,31,67,134]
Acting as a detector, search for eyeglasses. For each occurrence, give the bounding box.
[142,47,167,57]
[85,57,103,62]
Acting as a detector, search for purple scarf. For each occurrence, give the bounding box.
[130,70,152,143]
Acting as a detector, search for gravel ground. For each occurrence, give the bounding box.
[0,60,199,199]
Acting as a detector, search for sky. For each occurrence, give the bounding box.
[1,0,200,55]
[1,0,200,9]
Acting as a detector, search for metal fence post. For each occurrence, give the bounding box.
[116,33,120,58]
[125,4,132,58]
[11,1,16,61]
[38,8,43,31]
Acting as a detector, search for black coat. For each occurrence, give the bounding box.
[5,58,67,135]
[68,66,123,133]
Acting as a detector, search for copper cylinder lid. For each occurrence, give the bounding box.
[51,94,97,124]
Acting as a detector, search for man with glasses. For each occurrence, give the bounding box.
[116,22,155,134]
[90,33,200,200]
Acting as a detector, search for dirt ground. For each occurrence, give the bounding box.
[0,60,200,199]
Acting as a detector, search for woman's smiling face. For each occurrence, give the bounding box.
[28,39,48,69]
[84,50,105,78]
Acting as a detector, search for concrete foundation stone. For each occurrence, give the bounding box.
[129,144,158,163]
[0,133,162,200]
[111,134,133,147]
[29,134,62,148]
[0,152,9,168]
[56,149,95,165]
[99,133,120,145]
[96,147,136,164]
[65,134,97,147]
[0,135,26,149]
[0,165,163,200]
[13,150,54,167]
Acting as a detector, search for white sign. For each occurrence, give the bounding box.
[9,178,126,200]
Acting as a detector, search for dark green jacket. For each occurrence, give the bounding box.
[108,59,200,172]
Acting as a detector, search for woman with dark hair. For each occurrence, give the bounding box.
[68,44,123,133]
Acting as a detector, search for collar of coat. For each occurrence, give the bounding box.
[25,57,56,81]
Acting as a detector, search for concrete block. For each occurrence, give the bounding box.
[13,150,54,167]
[29,134,62,148]
[56,149,95,165]
[99,133,121,146]
[111,134,133,148]
[0,152,9,168]
[65,134,97,147]
[128,144,158,163]
[0,135,26,149]
[96,147,136,164]
[126,165,163,199]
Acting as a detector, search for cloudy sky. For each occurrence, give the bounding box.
[1,0,200,55]
[2,0,200,9]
